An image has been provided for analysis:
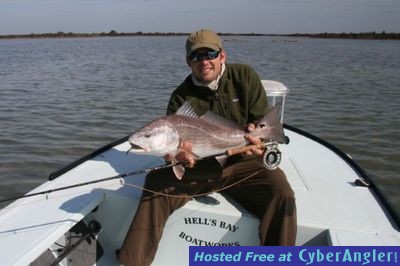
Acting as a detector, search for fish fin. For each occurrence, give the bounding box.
[215,155,228,166]
[256,104,285,143]
[201,111,243,130]
[172,164,186,180]
[175,101,199,118]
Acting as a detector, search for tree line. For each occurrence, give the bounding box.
[286,31,400,40]
[0,30,399,40]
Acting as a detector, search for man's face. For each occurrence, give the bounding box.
[187,48,226,82]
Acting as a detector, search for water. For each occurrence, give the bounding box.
[0,36,399,215]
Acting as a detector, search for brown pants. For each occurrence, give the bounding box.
[118,157,296,266]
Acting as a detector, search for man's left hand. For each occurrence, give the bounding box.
[244,123,264,156]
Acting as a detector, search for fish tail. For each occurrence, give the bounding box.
[256,104,285,143]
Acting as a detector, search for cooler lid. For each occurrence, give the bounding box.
[262,80,289,96]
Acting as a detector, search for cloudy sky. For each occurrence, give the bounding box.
[0,0,399,35]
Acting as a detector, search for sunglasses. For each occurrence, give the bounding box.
[189,50,220,62]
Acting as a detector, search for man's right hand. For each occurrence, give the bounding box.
[164,141,196,168]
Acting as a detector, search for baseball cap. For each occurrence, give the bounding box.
[186,29,223,55]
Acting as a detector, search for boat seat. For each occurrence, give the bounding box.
[84,190,261,265]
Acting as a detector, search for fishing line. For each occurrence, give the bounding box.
[0,142,278,204]
[0,162,180,204]
[0,164,263,204]
[123,169,264,199]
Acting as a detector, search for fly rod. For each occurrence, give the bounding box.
[0,162,178,204]
[0,141,284,204]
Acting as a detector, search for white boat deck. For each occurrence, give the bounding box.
[0,126,399,265]
[281,128,400,246]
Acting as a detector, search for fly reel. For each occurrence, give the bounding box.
[262,144,282,170]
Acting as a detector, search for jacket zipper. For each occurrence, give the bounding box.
[214,91,230,118]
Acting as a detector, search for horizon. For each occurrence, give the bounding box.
[1,30,399,36]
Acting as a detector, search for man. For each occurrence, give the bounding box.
[118,29,296,266]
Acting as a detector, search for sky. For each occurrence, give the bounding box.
[0,0,399,35]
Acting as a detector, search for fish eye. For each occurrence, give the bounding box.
[145,133,151,138]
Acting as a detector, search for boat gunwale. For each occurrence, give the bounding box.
[48,135,129,180]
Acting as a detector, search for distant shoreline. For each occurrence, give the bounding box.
[1,30,399,40]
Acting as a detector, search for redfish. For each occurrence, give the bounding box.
[128,102,284,179]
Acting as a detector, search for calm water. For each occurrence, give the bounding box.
[0,36,399,215]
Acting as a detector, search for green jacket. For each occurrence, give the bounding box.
[167,63,268,127]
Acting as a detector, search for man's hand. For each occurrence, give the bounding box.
[176,141,196,168]
[164,141,196,168]
[244,123,264,156]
